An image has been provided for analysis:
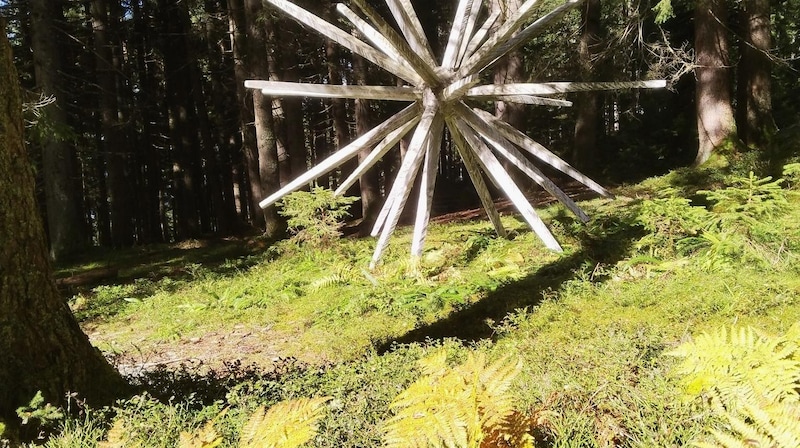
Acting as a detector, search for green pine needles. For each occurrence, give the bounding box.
[670,324,800,448]
[278,187,358,248]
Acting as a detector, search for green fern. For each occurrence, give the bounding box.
[670,324,800,448]
[382,351,532,448]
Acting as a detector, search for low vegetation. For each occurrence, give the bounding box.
[10,164,800,447]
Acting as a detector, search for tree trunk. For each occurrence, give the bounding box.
[244,0,285,238]
[572,0,602,173]
[323,1,351,189]
[228,0,265,228]
[694,0,738,166]
[0,20,127,424]
[737,0,775,149]
[354,53,382,233]
[90,0,135,246]
[492,0,528,187]
[29,0,86,260]
[160,0,202,239]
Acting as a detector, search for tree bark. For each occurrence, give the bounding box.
[90,0,135,246]
[160,0,202,239]
[354,53,382,233]
[227,0,265,228]
[245,0,285,237]
[572,0,602,173]
[0,20,127,424]
[29,0,86,260]
[694,0,738,166]
[737,0,775,149]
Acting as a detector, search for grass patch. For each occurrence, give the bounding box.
[27,168,800,447]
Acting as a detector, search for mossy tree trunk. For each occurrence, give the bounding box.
[0,20,127,424]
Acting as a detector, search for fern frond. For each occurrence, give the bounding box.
[178,418,223,448]
[480,410,535,448]
[383,351,527,448]
[239,397,331,448]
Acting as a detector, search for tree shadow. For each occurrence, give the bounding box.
[376,215,642,351]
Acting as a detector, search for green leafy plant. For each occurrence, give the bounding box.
[634,188,709,257]
[382,350,533,448]
[16,391,65,431]
[669,324,800,447]
[277,187,358,248]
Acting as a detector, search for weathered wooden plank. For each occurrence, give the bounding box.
[445,115,507,238]
[349,0,440,86]
[468,80,667,96]
[472,0,585,74]
[457,0,545,77]
[335,116,420,196]
[258,103,420,209]
[411,116,444,257]
[442,75,480,102]
[471,107,611,197]
[456,103,589,222]
[453,117,563,252]
[442,0,474,69]
[454,0,484,68]
[461,10,500,65]
[384,0,437,67]
[245,80,420,100]
[370,91,440,268]
[371,93,439,239]
[265,0,419,84]
[480,94,573,107]
[335,4,424,85]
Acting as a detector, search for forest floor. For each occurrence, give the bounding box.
[42,166,800,447]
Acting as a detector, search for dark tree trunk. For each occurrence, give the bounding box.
[228,0,265,228]
[160,0,202,238]
[29,0,86,260]
[245,1,285,238]
[323,1,351,189]
[354,54,382,233]
[694,0,738,166]
[572,0,602,173]
[90,0,135,246]
[492,0,528,187]
[737,0,775,149]
[0,21,127,424]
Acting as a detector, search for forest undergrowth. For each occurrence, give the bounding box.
[15,163,800,447]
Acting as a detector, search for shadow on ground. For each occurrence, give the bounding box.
[377,215,642,350]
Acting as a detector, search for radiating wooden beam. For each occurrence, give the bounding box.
[259,103,420,209]
[442,0,475,69]
[461,9,500,65]
[335,116,419,196]
[445,115,507,238]
[454,0,484,68]
[468,80,668,97]
[476,0,585,73]
[335,3,424,85]
[411,116,444,257]
[349,0,440,86]
[245,80,420,101]
[453,117,563,252]
[471,107,611,197]
[479,94,573,107]
[370,91,440,268]
[384,0,437,68]
[457,0,546,77]
[456,103,589,222]
[265,0,420,84]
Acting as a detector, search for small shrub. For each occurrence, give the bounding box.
[277,188,358,248]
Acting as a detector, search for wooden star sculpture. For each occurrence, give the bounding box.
[246,0,665,268]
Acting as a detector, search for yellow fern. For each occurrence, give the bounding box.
[239,397,331,448]
[671,323,800,448]
[178,418,223,448]
[383,351,530,448]
[98,419,128,448]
